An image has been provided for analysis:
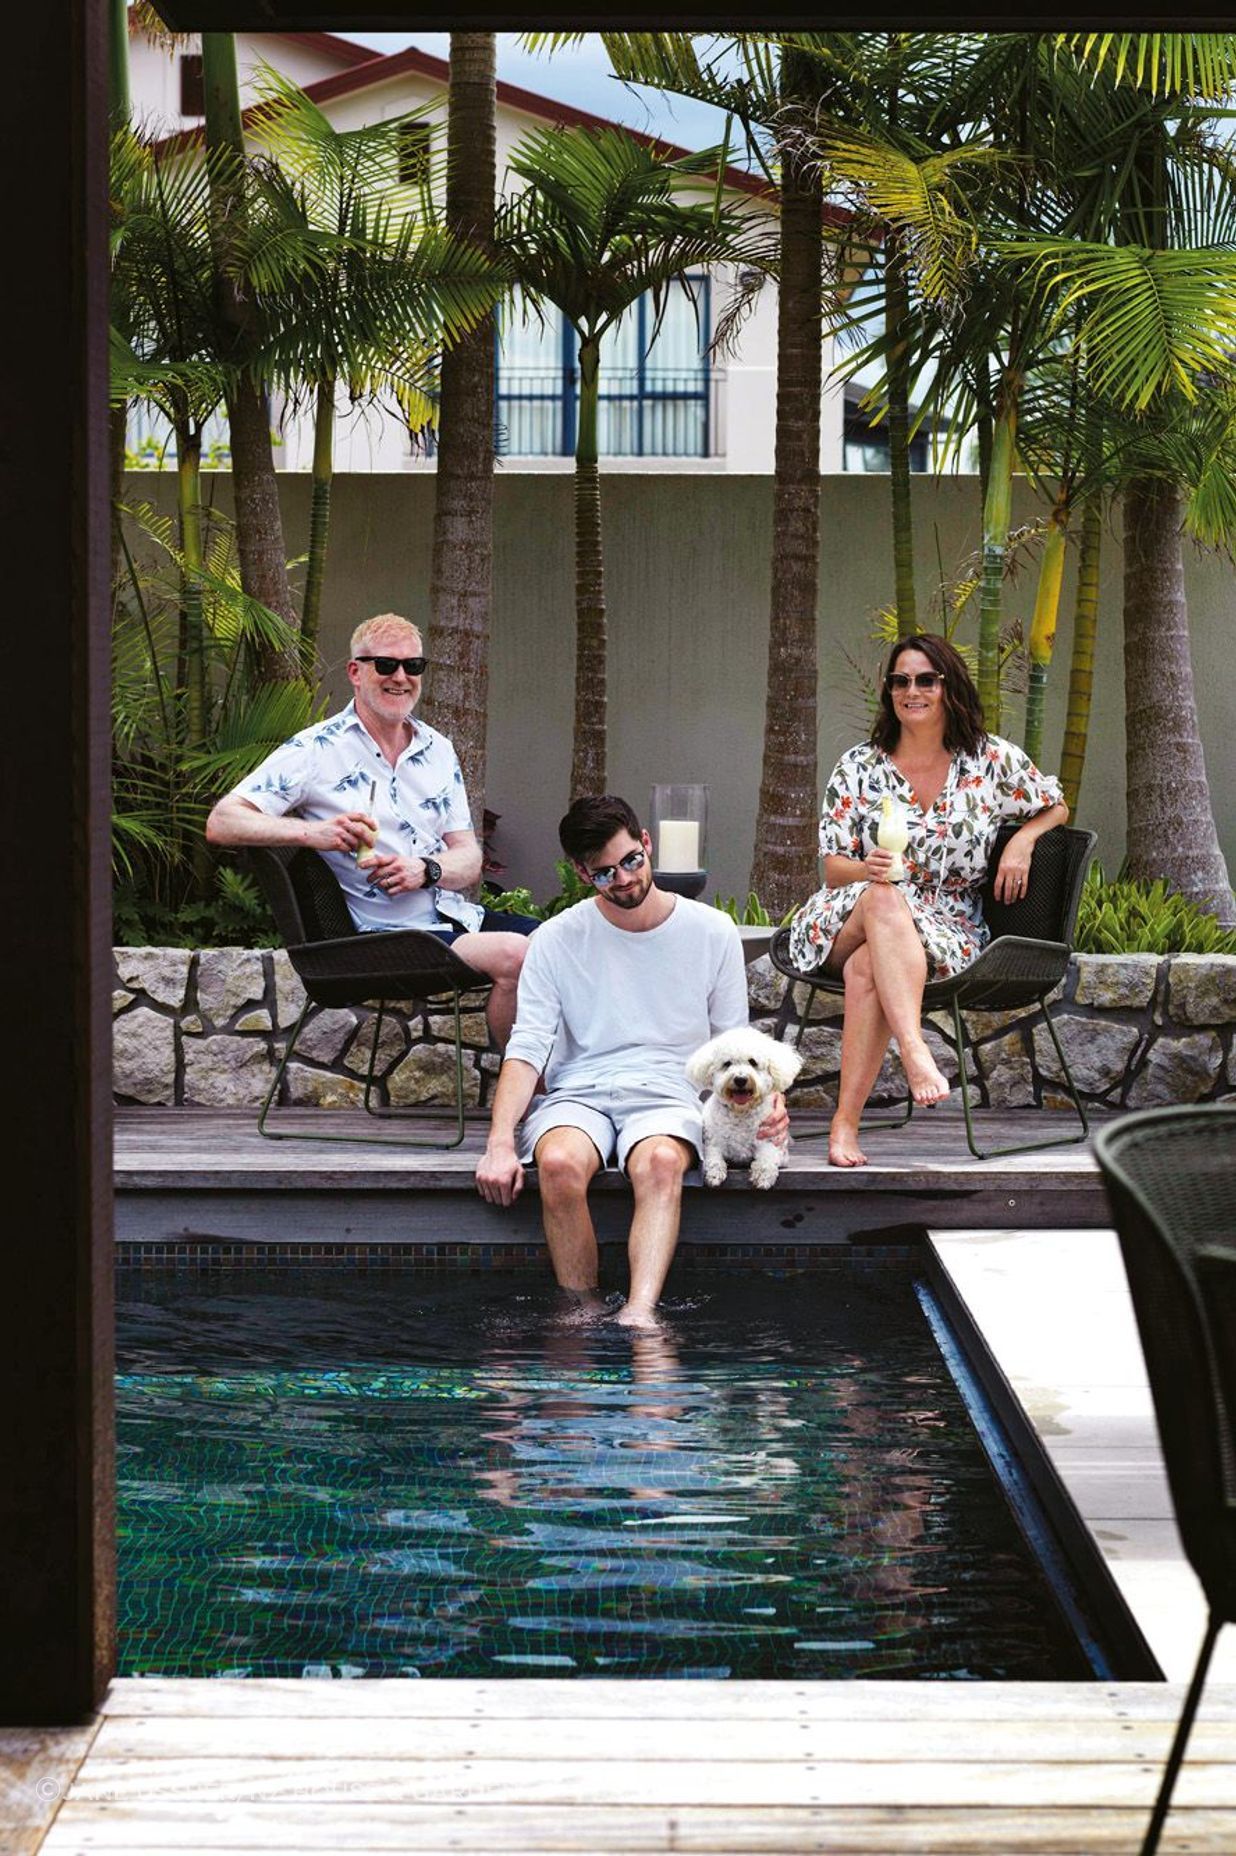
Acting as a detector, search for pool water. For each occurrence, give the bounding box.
[115,1267,1091,1680]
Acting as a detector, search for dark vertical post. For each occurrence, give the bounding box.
[0,0,115,1722]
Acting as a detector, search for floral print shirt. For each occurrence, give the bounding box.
[788,735,1065,979]
[234,700,483,934]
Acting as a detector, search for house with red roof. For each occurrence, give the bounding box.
[129,28,892,477]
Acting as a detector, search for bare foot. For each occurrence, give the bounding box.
[900,1038,950,1107]
[614,1301,663,1331]
[553,1287,607,1327]
[828,1117,868,1168]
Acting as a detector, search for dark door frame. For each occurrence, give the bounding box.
[4,0,1224,1727]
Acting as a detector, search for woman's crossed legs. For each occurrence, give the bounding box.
[825,884,950,1168]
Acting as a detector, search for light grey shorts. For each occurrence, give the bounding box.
[517,1080,703,1174]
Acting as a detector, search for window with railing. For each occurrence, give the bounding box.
[496,275,715,459]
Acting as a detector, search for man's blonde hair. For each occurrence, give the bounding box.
[349,613,423,659]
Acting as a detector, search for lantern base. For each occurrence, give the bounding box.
[653,868,706,899]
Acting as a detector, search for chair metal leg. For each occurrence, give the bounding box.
[1141,1611,1221,1856]
[257,993,470,1150]
[954,996,1090,1161]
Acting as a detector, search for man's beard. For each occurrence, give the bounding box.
[604,872,653,911]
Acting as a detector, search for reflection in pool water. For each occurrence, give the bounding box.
[115,1267,1090,1679]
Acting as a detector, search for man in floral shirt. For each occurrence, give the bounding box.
[206,613,535,1048]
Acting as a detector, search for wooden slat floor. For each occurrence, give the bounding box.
[115,1106,1104,1188]
[14,1677,1236,1853]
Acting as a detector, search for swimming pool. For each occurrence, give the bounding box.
[115,1265,1094,1680]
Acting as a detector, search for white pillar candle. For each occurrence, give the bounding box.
[657,818,701,871]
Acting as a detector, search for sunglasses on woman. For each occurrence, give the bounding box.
[887,670,943,692]
[355,654,428,676]
[582,848,646,890]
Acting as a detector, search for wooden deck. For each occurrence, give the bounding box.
[114,1106,1111,1246]
[12,1676,1236,1852]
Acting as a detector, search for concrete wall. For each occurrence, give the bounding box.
[124,469,1236,910]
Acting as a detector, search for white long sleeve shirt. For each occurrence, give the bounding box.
[505,896,749,1095]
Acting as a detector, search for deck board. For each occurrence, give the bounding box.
[114,1107,1110,1245]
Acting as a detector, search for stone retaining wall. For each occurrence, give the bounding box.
[113,947,1236,1112]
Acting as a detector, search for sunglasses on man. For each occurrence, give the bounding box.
[886,670,943,692]
[355,654,428,676]
[582,848,647,890]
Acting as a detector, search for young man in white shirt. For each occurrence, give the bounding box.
[476,795,788,1326]
[205,614,536,1048]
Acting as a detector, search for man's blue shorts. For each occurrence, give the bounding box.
[434,908,540,944]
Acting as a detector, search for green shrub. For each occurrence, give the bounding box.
[114,866,278,950]
[1074,865,1236,956]
[713,892,795,927]
[484,859,593,922]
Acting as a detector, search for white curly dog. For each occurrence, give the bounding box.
[686,1026,802,1190]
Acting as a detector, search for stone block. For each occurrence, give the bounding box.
[181,1014,203,1033]
[235,1010,272,1032]
[1127,1032,1223,1107]
[795,1024,843,1074]
[113,1006,175,1105]
[114,947,192,1009]
[746,955,790,1014]
[427,1013,492,1049]
[113,989,134,1013]
[789,1084,836,1111]
[1073,954,1159,1010]
[271,950,307,1028]
[1033,1014,1140,1096]
[295,1008,358,1064]
[955,1003,1037,1039]
[344,1014,409,1077]
[1167,954,1236,1027]
[182,1035,274,1108]
[196,947,266,1025]
[388,1045,482,1108]
[977,1028,1036,1108]
[284,1064,367,1109]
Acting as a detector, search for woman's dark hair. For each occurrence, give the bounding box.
[559,794,643,862]
[870,633,986,756]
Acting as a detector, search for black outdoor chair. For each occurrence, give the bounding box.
[1093,1106,1236,1856]
[244,845,491,1148]
[768,823,1098,1159]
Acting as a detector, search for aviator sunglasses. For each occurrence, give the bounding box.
[355,654,428,676]
[887,670,943,692]
[582,848,647,890]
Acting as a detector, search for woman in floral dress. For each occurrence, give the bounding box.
[789,634,1068,1168]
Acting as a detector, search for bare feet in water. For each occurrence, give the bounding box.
[828,1118,867,1168]
[614,1301,662,1331]
[900,1036,950,1107]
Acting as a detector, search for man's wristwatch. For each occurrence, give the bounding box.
[422,856,442,885]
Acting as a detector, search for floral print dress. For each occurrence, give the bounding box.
[788,735,1065,979]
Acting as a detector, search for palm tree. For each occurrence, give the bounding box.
[1006,31,1236,920]
[200,32,300,678]
[584,31,868,913]
[427,33,499,829]
[498,121,758,798]
[246,66,502,672]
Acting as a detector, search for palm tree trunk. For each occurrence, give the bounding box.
[977,377,1018,731]
[886,233,917,638]
[177,433,206,753]
[428,31,496,830]
[1059,487,1101,816]
[1023,497,1067,763]
[300,378,334,675]
[177,427,213,896]
[1123,476,1234,921]
[571,338,606,800]
[750,53,821,920]
[201,32,299,681]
